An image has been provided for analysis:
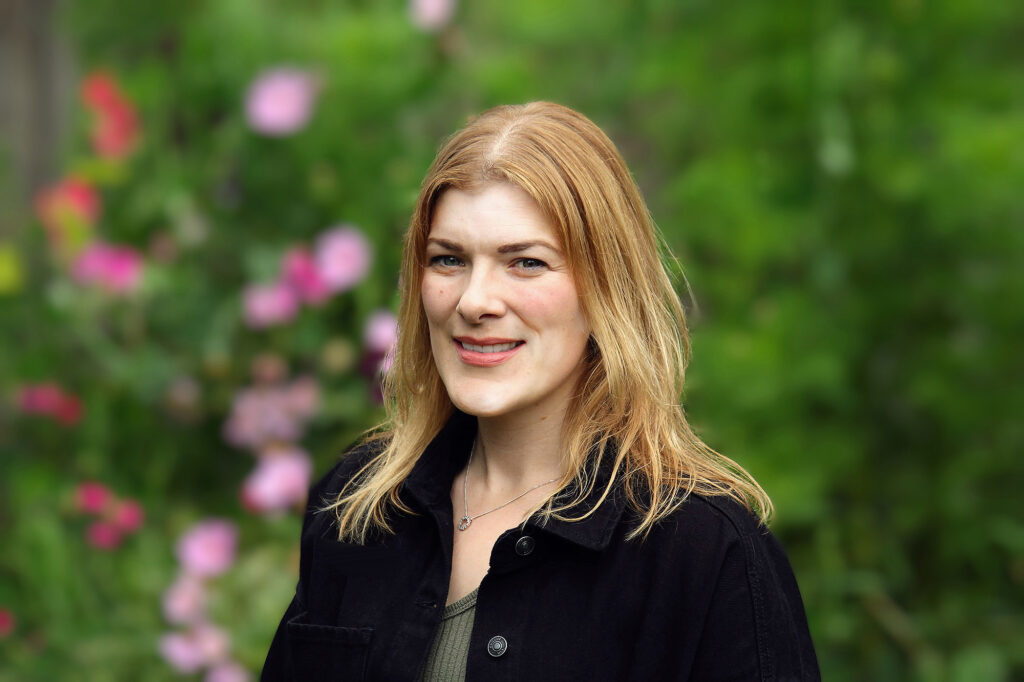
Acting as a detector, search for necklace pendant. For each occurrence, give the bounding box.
[458,516,472,531]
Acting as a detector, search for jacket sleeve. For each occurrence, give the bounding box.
[260,496,319,681]
[260,455,348,681]
[688,526,821,682]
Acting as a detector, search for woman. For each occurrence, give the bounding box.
[263,102,820,681]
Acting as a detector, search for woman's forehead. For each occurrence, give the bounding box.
[427,183,563,250]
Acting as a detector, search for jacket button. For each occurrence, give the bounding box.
[514,535,535,556]
[487,635,508,657]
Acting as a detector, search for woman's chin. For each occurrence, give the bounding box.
[448,391,519,419]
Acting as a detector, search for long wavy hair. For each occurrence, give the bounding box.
[326,101,772,542]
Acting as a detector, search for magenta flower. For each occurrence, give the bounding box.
[0,608,14,638]
[282,247,330,304]
[364,310,399,354]
[87,520,122,550]
[17,382,83,425]
[315,226,371,293]
[242,281,299,329]
[410,0,456,31]
[176,520,238,578]
[245,68,318,136]
[163,574,207,625]
[71,242,144,294]
[75,481,112,514]
[241,447,313,514]
[206,661,251,682]
[112,498,145,532]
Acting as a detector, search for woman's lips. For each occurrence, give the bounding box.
[453,338,524,366]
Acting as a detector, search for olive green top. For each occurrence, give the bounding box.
[418,588,479,682]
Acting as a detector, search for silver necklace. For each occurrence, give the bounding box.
[457,439,559,531]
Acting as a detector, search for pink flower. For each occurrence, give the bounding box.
[410,0,456,31]
[81,71,139,159]
[34,178,100,258]
[245,68,318,136]
[222,377,318,451]
[364,310,399,354]
[315,226,371,293]
[163,574,207,625]
[75,481,112,514]
[18,382,83,425]
[112,498,145,532]
[159,631,207,673]
[242,281,299,329]
[193,622,232,666]
[176,520,238,578]
[0,608,14,638]
[282,247,330,304]
[241,447,313,514]
[223,388,299,449]
[282,376,319,420]
[87,520,122,550]
[71,242,144,294]
[206,661,251,682]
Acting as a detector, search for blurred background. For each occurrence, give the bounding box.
[1,0,1021,679]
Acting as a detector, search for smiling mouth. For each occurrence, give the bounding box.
[452,338,525,366]
[457,340,523,353]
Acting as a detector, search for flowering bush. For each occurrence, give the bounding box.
[160,520,248,677]
[4,2,1020,680]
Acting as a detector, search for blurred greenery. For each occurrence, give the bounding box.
[1,0,1021,679]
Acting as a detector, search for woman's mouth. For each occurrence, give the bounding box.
[453,337,524,366]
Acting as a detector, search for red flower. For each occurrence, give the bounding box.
[34,178,101,259]
[80,71,139,159]
[0,608,14,638]
[86,520,123,550]
[81,72,121,110]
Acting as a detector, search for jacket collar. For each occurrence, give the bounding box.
[402,410,627,552]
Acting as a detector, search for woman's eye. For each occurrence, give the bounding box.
[429,255,462,268]
[514,258,547,271]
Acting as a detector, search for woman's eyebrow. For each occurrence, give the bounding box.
[426,238,464,252]
[497,240,559,254]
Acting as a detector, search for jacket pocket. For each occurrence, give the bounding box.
[285,612,373,681]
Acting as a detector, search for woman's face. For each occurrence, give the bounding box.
[421,182,591,423]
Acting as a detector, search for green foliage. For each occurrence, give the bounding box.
[1,0,1021,679]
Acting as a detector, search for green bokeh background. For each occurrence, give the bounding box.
[1,0,1021,679]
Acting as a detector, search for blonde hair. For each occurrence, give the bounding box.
[326,101,772,542]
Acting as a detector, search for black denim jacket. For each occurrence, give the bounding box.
[262,412,820,681]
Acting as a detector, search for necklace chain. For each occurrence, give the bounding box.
[458,439,559,531]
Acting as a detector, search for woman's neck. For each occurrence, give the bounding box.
[472,408,567,492]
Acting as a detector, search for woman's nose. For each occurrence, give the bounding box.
[456,267,506,322]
